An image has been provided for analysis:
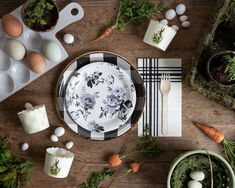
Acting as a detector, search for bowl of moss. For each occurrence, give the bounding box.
[21,0,59,32]
[167,150,235,188]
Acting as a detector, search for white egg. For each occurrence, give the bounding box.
[21,143,29,151]
[160,19,168,25]
[171,25,179,31]
[179,15,188,22]
[5,39,26,61]
[176,4,186,15]
[165,9,176,20]
[63,34,74,44]
[54,127,65,137]
[50,134,59,142]
[182,21,191,28]
[42,40,62,62]
[188,180,202,188]
[190,171,205,181]
[66,141,74,149]
[25,103,33,110]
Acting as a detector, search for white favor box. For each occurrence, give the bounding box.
[44,147,74,178]
[143,19,177,51]
[17,105,50,134]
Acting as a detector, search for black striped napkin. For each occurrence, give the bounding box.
[138,58,182,137]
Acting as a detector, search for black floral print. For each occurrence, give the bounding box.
[84,71,104,88]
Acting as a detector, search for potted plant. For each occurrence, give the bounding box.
[207,51,235,86]
[21,0,59,32]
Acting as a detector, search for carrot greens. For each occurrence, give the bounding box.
[194,122,235,170]
[0,137,32,188]
[80,168,115,188]
[111,0,166,31]
[92,0,166,42]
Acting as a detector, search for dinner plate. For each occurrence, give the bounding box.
[56,51,145,140]
[65,62,137,133]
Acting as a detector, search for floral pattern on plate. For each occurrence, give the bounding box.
[87,121,104,133]
[67,92,99,121]
[100,86,133,122]
[65,62,136,133]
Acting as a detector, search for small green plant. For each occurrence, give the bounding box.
[224,54,235,81]
[0,137,32,187]
[152,27,165,44]
[25,0,54,27]
[50,160,61,176]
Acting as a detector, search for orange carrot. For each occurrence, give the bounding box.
[108,153,123,167]
[92,27,113,42]
[130,162,140,173]
[193,122,225,143]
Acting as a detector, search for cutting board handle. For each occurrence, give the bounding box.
[50,2,84,34]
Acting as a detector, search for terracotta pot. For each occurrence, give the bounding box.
[21,0,59,32]
[207,51,235,87]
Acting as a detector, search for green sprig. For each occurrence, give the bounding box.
[111,0,166,31]
[223,139,235,170]
[224,54,235,81]
[81,168,116,188]
[25,0,54,27]
[0,137,32,188]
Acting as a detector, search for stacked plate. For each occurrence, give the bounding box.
[56,51,145,140]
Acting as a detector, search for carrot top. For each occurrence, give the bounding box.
[130,162,140,173]
[108,153,123,167]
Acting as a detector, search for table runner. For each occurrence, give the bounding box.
[137,58,182,137]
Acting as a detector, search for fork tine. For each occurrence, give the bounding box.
[167,73,171,80]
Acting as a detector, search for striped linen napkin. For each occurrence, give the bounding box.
[137,58,182,137]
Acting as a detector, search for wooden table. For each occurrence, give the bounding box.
[0,0,234,187]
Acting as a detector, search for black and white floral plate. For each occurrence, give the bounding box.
[56,51,145,140]
[65,62,136,133]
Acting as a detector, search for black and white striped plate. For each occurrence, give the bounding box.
[56,51,145,140]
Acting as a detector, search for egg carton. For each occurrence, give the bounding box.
[0,2,84,102]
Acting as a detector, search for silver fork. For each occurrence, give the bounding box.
[160,73,171,135]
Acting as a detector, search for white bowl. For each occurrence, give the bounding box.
[167,150,235,188]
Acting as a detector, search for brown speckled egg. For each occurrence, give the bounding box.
[26,52,46,73]
[2,14,23,38]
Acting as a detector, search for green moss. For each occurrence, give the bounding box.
[171,154,228,188]
[187,0,235,110]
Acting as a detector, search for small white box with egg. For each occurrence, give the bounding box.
[143,19,177,52]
